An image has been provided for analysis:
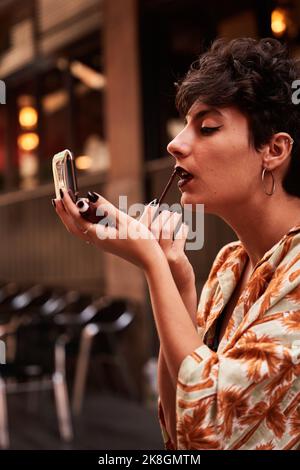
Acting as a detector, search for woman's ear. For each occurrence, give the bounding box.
[272,142,283,156]
[262,133,294,171]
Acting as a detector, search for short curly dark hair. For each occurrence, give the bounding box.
[175,37,300,198]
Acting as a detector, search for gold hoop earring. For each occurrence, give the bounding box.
[261,168,275,196]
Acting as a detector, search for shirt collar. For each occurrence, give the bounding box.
[233,222,300,274]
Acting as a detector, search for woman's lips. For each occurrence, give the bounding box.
[175,166,194,189]
[178,175,194,188]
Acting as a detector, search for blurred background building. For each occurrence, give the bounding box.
[0,0,300,450]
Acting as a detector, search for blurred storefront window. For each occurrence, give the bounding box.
[0,0,107,193]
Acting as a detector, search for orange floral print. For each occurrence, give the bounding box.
[159,224,300,449]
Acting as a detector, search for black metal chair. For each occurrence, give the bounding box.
[0,283,21,324]
[0,284,74,449]
[71,297,136,416]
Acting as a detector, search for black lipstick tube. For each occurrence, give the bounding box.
[76,198,107,223]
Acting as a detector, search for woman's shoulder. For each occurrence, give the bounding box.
[212,240,245,268]
[206,240,246,285]
[215,240,243,258]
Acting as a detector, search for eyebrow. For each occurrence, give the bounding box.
[186,107,223,123]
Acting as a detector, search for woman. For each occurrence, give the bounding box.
[53,37,300,450]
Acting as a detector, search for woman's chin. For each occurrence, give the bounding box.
[180,192,202,207]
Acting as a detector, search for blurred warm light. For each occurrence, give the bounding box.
[17,95,34,108]
[19,152,39,190]
[19,106,38,128]
[70,61,106,90]
[42,90,68,114]
[18,133,39,151]
[75,155,92,170]
[271,8,287,36]
[167,118,185,139]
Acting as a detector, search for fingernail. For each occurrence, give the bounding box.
[51,199,56,208]
[148,198,158,206]
[87,191,99,203]
[60,189,64,199]
[68,189,75,202]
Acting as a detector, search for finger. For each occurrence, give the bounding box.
[55,199,71,232]
[150,210,172,240]
[55,199,87,241]
[160,212,182,248]
[139,203,159,228]
[64,190,123,244]
[60,189,84,221]
[58,195,67,213]
[55,195,115,246]
[84,192,122,228]
[59,190,98,239]
[173,222,190,251]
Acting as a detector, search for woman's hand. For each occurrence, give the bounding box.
[139,204,195,291]
[53,190,164,272]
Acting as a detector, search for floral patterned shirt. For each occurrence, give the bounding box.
[159,224,300,450]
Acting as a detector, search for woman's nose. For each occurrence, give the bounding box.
[167,135,191,159]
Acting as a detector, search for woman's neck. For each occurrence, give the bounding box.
[219,190,300,272]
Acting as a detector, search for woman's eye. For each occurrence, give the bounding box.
[200,126,222,135]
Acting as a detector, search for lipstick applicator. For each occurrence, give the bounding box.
[157,169,178,205]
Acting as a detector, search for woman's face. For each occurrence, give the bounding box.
[167,101,262,214]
